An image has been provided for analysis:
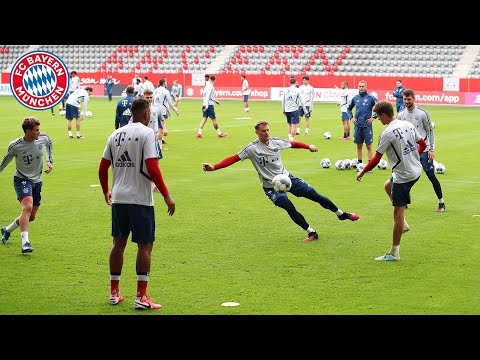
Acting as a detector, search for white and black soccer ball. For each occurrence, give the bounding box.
[356,163,366,172]
[85,111,93,118]
[320,158,331,168]
[344,159,352,170]
[435,163,446,174]
[351,158,358,169]
[323,131,331,139]
[272,174,292,193]
[59,110,66,116]
[377,159,388,170]
[335,159,345,170]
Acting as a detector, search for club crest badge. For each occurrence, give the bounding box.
[10,50,69,110]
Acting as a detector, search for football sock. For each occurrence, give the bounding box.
[21,231,29,246]
[307,226,315,233]
[305,128,309,134]
[344,133,347,138]
[390,245,400,256]
[216,128,221,135]
[198,129,203,135]
[136,273,149,298]
[335,210,344,216]
[110,274,121,293]
[68,130,73,137]
[6,219,19,233]
[438,198,444,204]
[358,159,362,163]
[288,134,294,141]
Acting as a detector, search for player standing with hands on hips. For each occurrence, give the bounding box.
[98,98,175,310]
[356,100,426,261]
[1,117,53,254]
[202,120,359,243]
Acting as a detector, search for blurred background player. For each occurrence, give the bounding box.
[105,75,114,101]
[347,80,378,169]
[197,75,227,138]
[143,76,155,94]
[134,78,144,99]
[298,75,314,135]
[65,86,93,139]
[397,89,445,212]
[153,78,179,147]
[68,71,80,98]
[170,80,183,109]
[132,72,142,87]
[356,100,426,261]
[282,77,304,141]
[98,98,175,310]
[241,74,250,113]
[393,79,406,113]
[202,120,359,243]
[115,85,135,129]
[335,81,354,140]
[1,117,53,254]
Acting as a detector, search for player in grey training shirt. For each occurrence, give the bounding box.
[202,120,359,243]
[397,89,445,212]
[0,117,53,254]
[357,100,427,261]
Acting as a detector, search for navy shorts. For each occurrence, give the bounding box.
[243,95,249,102]
[353,126,373,144]
[65,103,79,119]
[14,176,42,205]
[298,106,311,118]
[341,112,350,121]
[202,104,216,119]
[420,151,435,172]
[390,176,420,207]
[263,174,312,204]
[285,110,299,125]
[111,203,155,244]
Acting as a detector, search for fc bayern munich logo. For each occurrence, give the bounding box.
[10,50,69,110]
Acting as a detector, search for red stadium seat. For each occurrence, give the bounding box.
[278,46,284,52]
[320,53,326,59]
[280,70,285,75]
[134,46,138,52]
[314,53,319,59]
[194,58,199,64]
[282,58,288,64]
[158,58,163,64]
[260,69,265,74]
[156,46,162,52]
[285,46,290,53]
[186,46,191,52]
[309,59,314,65]
[231,57,237,64]
[221,69,227,74]
[181,57,187,64]
[210,46,215,52]
[291,46,297,53]
[146,52,151,58]
[146,58,151,64]
[152,57,157,64]
[259,46,264,53]
[253,46,258,53]
[274,52,279,58]
[336,58,343,65]
[244,58,249,64]
[205,52,210,58]
[237,57,243,64]
[318,46,323,53]
[236,52,241,58]
[107,58,112,63]
[298,46,303,53]
[181,52,186,58]
[112,52,117,58]
[101,63,106,69]
[340,52,346,59]
[162,46,167,52]
[117,46,122,52]
[304,65,310,71]
[122,46,127,52]
[265,63,271,70]
[323,59,328,65]
[226,64,232,70]
[153,63,158,69]
[269,58,274,64]
[247,46,252,53]
[275,58,281,64]
[240,46,245,52]
[128,52,134,58]
[163,52,168,58]
[293,53,299,59]
[135,63,140,69]
[344,46,350,53]
[118,63,123,69]
[332,65,338,71]
[183,63,188,69]
[127,46,133,52]
[118,57,123,63]
[285,64,290,70]
[325,65,331,72]
[140,58,145,64]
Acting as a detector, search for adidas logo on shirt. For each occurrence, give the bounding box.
[403,140,416,155]
[115,150,135,167]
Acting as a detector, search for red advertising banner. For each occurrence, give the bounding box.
[464,92,480,106]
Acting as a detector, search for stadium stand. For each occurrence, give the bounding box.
[1,45,478,78]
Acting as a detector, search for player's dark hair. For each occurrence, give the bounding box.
[209,75,215,81]
[131,99,150,122]
[373,100,394,117]
[126,85,135,94]
[290,78,296,85]
[403,89,415,98]
[84,86,93,92]
[160,78,167,87]
[22,117,40,132]
[302,75,309,81]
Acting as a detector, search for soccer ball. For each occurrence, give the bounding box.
[435,163,446,174]
[335,159,345,170]
[271,174,292,192]
[323,131,331,139]
[320,158,331,168]
[344,159,352,170]
[356,163,366,172]
[85,111,93,117]
[351,158,358,169]
[377,159,388,170]
[59,110,66,116]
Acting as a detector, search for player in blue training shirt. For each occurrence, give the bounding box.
[105,75,115,101]
[392,79,406,113]
[347,80,378,168]
[115,85,135,129]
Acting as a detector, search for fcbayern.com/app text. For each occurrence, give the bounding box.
[384,91,461,104]
[199,87,269,99]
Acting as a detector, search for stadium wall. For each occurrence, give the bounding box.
[3,72,480,106]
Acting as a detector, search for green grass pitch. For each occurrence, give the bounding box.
[0,95,479,315]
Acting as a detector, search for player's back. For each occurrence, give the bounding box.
[106,122,157,206]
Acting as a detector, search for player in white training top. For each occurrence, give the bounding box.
[334,80,354,140]
[1,117,53,254]
[298,75,314,136]
[357,100,427,261]
[65,86,93,139]
[99,98,175,310]
[282,78,305,141]
[241,74,250,112]
[202,120,359,243]
[397,89,445,212]
[196,75,227,138]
